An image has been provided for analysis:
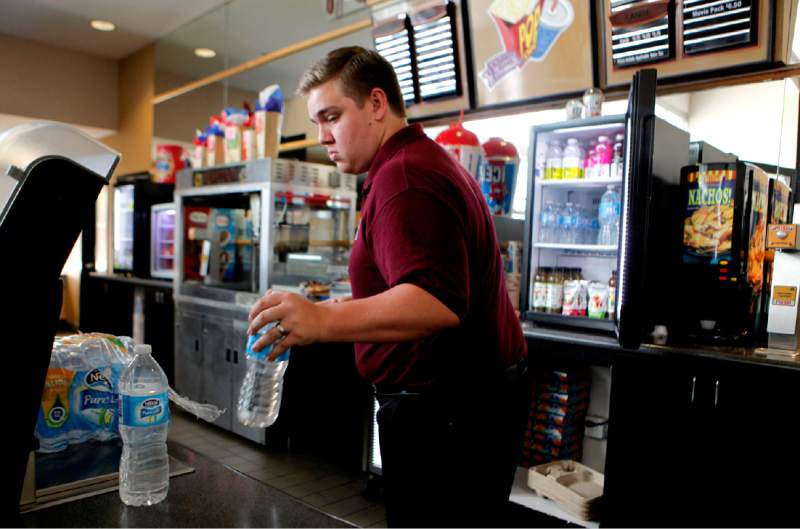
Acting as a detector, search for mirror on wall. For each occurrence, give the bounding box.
[153,0,373,153]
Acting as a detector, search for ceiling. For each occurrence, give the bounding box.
[0,0,229,59]
[154,0,374,99]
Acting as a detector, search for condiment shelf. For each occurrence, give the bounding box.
[536,178,622,188]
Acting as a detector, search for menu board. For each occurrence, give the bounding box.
[601,0,773,87]
[467,0,594,108]
[609,0,675,68]
[682,0,758,55]
[371,0,472,119]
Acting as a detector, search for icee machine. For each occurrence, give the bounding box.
[0,123,119,520]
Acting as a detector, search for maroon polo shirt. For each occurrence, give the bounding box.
[349,123,527,389]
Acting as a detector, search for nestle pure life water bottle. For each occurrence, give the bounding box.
[118,344,170,506]
[237,321,290,428]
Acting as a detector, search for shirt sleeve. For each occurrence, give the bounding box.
[370,188,469,319]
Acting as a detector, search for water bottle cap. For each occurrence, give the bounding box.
[134,344,152,355]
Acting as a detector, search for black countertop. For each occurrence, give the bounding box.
[522,322,800,372]
[21,442,355,528]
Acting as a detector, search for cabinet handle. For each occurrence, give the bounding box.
[234,350,239,364]
[226,348,231,362]
[194,340,199,352]
[714,379,720,408]
[690,376,696,404]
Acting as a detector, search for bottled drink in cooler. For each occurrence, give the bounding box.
[238,321,291,428]
[532,267,549,312]
[562,138,584,180]
[611,134,624,179]
[595,136,611,179]
[585,140,597,179]
[544,140,564,180]
[546,268,563,314]
[561,202,577,244]
[598,185,620,246]
[608,270,618,321]
[539,201,556,243]
[119,344,170,507]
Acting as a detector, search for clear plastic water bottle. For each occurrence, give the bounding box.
[119,344,170,507]
[598,186,621,246]
[563,202,577,244]
[237,321,290,428]
[544,140,564,180]
[539,201,556,242]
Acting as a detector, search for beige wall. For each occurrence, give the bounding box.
[66,45,155,329]
[154,71,258,144]
[0,33,118,130]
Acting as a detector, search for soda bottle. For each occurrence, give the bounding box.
[118,344,170,506]
[237,321,291,428]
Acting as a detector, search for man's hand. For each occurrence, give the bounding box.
[247,290,329,361]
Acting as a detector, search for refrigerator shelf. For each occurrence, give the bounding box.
[534,243,618,254]
[536,177,623,188]
[525,311,616,332]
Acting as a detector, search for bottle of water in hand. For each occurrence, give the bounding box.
[238,321,291,428]
[119,344,170,506]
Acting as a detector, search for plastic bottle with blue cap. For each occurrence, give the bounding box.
[237,321,291,428]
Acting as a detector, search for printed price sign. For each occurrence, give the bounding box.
[772,286,798,307]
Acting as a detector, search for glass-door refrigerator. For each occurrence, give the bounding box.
[521,69,690,349]
[150,202,176,279]
[112,173,174,277]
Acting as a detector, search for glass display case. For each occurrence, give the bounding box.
[150,202,176,279]
[174,159,357,305]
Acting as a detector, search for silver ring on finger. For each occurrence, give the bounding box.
[276,323,289,337]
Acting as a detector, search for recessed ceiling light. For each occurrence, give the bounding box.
[90,20,116,32]
[194,48,217,59]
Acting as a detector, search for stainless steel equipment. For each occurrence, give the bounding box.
[173,158,357,443]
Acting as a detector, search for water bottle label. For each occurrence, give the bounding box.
[121,393,169,427]
[246,323,290,362]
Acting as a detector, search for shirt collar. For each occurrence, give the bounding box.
[363,123,425,193]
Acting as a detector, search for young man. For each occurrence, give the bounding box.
[248,46,528,527]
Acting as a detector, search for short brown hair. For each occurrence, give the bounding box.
[297,46,407,118]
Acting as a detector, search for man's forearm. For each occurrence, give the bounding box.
[319,283,459,343]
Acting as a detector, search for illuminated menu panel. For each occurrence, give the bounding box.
[682,0,757,55]
[411,2,460,100]
[372,0,461,106]
[374,20,416,105]
[609,0,675,68]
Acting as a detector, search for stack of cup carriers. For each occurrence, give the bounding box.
[520,368,590,466]
[35,333,135,453]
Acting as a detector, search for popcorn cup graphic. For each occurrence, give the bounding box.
[489,0,545,62]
